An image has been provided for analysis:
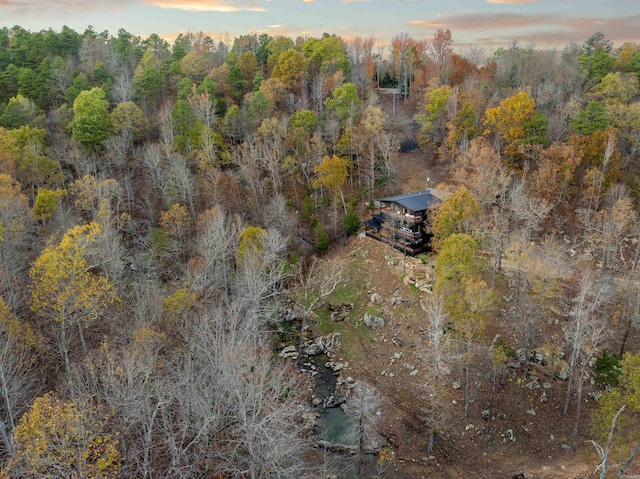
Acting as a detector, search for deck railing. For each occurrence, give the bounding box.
[365,231,425,255]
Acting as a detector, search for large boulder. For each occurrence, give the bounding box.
[303,332,341,357]
[370,292,384,305]
[364,313,385,330]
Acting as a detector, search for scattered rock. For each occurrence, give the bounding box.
[304,332,341,357]
[561,444,573,453]
[370,292,384,304]
[328,302,354,322]
[332,362,344,373]
[364,313,385,330]
[526,408,536,416]
[403,363,415,370]
[410,369,419,376]
[325,382,350,408]
[279,345,299,360]
[393,352,402,360]
[452,381,461,389]
[525,380,540,390]
[403,275,416,286]
[505,429,515,442]
[556,361,570,380]
[389,296,403,306]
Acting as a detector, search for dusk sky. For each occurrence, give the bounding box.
[2,0,639,51]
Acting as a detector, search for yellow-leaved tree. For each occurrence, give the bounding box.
[434,233,493,419]
[432,186,480,249]
[483,91,547,162]
[7,393,121,478]
[312,154,350,231]
[29,222,119,377]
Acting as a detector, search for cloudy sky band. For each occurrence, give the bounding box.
[0,0,638,49]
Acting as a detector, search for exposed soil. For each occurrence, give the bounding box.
[300,95,640,478]
[310,235,597,478]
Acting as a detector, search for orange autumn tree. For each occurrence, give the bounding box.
[29,222,119,377]
[8,393,121,479]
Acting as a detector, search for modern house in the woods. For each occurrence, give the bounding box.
[364,189,441,256]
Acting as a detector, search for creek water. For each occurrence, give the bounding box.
[303,353,355,445]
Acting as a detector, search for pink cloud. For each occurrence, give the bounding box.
[0,0,130,15]
[409,12,553,31]
[143,0,266,12]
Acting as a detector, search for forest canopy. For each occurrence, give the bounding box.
[1,24,640,477]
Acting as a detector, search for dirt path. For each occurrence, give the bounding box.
[378,95,451,194]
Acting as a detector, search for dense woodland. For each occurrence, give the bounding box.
[2,24,640,478]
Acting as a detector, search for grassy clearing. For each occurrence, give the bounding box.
[314,282,374,359]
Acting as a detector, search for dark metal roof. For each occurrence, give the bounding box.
[364,219,382,229]
[379,189,440,212]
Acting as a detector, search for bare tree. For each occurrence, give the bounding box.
[0,321,41,459]
[234,228,289,334]
[591,405,625,479]
[0,181,32,311]
[190,205,238,296]
[291,256,343,363]
[419,295,452,453]
[344,383,382,478]
[563,268,611,438]
[112,71,135,104]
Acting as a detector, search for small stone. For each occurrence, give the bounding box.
[589,391,602,401]
[526,408,536,416]
[525,380,540,390]
[410,369,419,376]
[278,345,299,359]
[393,353,402,359]
[452,400,457,405]
[370,292,384,304]
[403,363,415,370]
[452,381,461,389]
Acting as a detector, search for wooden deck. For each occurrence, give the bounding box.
[365,231,425,256]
